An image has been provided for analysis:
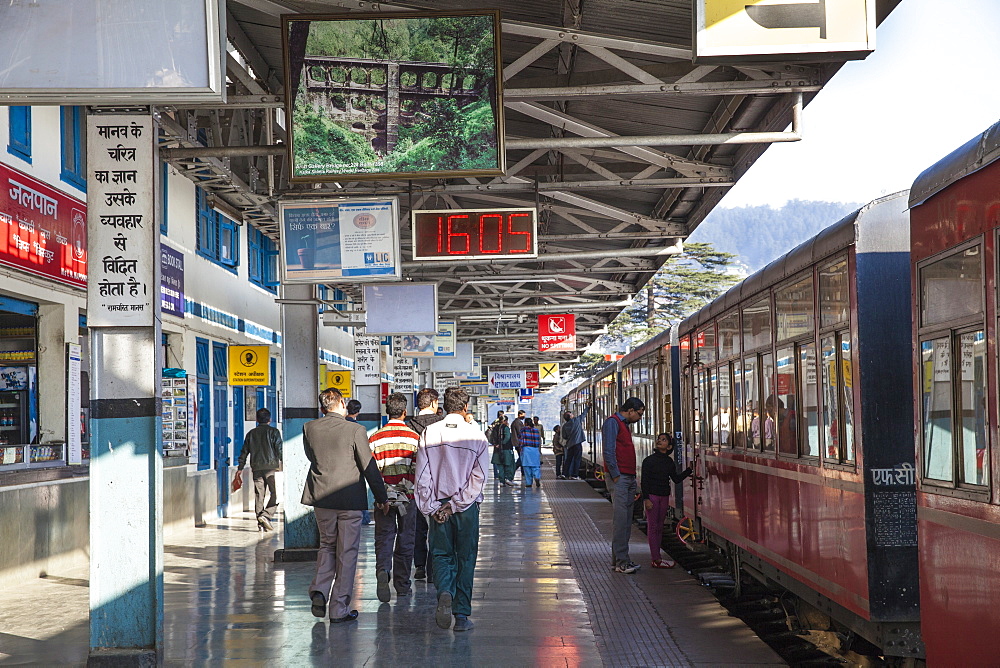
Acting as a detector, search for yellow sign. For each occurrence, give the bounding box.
[539,362,560,383]
[326,370,352,398]
[229,346,270,386]
[499,389,518,399]
[696,0,874,61]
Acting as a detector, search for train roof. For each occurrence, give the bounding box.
[910,118,1000,209]
[618,327,674,368]
[679,192,908,334]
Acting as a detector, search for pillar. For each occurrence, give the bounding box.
[86,112,162,664]
[276,283,320,557]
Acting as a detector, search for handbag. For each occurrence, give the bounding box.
[231,470,243,493]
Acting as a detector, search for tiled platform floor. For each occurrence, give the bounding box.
[0,466,783,667]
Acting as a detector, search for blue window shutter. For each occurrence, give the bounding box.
[160,162,169,235]
[8,106,31,162]
[59,107,86,190]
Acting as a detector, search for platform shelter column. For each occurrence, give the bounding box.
[279,283,320,552]
[86,111,163,662]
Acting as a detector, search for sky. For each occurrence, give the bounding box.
[718,0,1000,208]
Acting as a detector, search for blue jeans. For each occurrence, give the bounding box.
[564,443,583,478]
[607,474,637,564]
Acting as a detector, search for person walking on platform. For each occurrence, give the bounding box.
[369,393,420,602]
[561,404,590,480]
[414,387,489,632]
[602,397,646,574]
[641,433,692,568]
[519,419,542,488]
[346,399,373,526]
[510,409,526,476]
[234,408,282,532]
[533,416,546,446]
[302,388,389,623]
[404,388,444,582]
[493,415,516,486]
[551,425,565,479]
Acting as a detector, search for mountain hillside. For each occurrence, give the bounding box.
[689,200,862,273]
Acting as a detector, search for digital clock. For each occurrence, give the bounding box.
[411,208,538,261]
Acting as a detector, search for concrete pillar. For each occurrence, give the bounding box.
[87,113,162,664]
[36,302,70,443]
[277,283,320,556]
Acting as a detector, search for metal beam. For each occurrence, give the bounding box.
[506,130,801,151]
[160,144,285,159]
[403,245,675,270]
[505,81,821,100]
[502,21,690,61]
[300,176,732,196]
[441,301,628,317]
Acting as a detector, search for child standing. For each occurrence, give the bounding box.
[640,433,692,568]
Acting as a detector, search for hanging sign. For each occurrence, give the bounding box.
[393,357,415,394]
[539,362,560,383]
[454,355,482,381]
[538,314,576,352]
[526,371,539,389]
[67,343,82,465]
[87,114,155,326]
[694,0,875,62]
[354,335,381,385]
[327,370,352,398]
[278,197,401,283]
[160,244,185,318]
[0,162,87,288]
[489,370,526,390]
[228,346,270,386]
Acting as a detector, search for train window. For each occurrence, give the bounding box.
[819,258,849,328]
[799,344,821,458]
[775,346,798,456]
[699,368,713,445]
[776,275,814,342]
[732,361,747,448]
[920,246,983,328]
[719,312,740,358]
[822,332,855,464]
[743,298,772,351]
[743,356,760,449]
[840,337,855,462]
[698,326,717,364]
[761,353,776,451]
[921,337,954,480]
[958,331,988,486]
[715,365,732,446]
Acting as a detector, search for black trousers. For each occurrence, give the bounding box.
[252,469,278,520]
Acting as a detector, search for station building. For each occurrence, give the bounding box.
[0,104,361,585]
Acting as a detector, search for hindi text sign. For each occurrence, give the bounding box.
[228,346,270,386]
[538,314,576,352]
[354,336,381,385]
[87,115,154,326]
[489,370,526,390]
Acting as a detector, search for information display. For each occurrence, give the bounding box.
[412,208,537,261]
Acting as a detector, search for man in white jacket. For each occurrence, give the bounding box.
[414,386,489,632]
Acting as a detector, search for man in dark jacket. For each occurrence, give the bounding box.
[403,387,444,581]
[235,408,283,532]
[303,387,389,623]
[510,409,526,476]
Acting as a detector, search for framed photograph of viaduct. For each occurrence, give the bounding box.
[282,10,506,182]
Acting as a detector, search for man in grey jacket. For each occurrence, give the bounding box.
[235,408,283,532]
[302,388,389,623]
[561,404,591,480]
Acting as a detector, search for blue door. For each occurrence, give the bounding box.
[232,385,245,468]
[212,342,230,517]
[196,339,211,471]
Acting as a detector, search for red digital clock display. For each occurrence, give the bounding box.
[411,208,537,261]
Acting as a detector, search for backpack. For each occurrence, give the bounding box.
[488,423,503,446]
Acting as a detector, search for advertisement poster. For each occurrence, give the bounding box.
[393,357,415,394]
[160,244,185,317]
[283,11,504,181]
[279,197,400,283]
[0,162,87,288]
[395,320,457,358]
[86,115,155,327]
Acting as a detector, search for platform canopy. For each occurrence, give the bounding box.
[158,0,899,369]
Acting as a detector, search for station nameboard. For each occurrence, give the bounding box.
[695,0,875,62]
[412,208,537,261]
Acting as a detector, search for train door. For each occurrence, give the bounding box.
[679,335,699,517]
[212,342,230,518]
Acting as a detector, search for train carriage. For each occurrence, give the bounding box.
[908,120,1000,666]
[677,192,923,658]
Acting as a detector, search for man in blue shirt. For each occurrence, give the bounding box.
[602,397,646,574]
[560,404,590,480]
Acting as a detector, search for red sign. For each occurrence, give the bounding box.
[538,314,576,352]
[412,208,537,260]
[525,371,539,389]
[0,163,87,288]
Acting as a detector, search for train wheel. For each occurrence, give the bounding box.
[676,516,701,545]
[594,468,605,481]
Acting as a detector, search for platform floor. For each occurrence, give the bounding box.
[0,467,784,667]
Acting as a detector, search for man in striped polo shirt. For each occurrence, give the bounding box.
[369,392,421,602]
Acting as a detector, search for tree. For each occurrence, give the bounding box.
[602,242,741,352]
